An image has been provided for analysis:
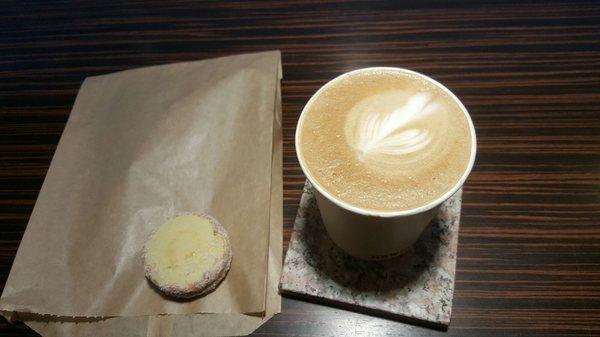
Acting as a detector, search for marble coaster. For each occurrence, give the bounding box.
[279,181,462,329]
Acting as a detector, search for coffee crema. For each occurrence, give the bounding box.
[297,68,473,212]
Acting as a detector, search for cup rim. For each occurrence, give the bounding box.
[295,67,477,218]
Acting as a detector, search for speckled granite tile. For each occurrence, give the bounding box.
[279,181,462,328]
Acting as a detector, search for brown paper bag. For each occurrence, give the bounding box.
[1,50,282,328]
[23,57,283,337]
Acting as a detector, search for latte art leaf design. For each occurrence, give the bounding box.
[364,129,430,155]
[352,93,440,160]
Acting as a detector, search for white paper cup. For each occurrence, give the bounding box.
[295,67,477,260]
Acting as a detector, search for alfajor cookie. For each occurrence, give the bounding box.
[143,213,232,298]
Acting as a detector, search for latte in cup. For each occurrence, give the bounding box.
[297,68,473,212]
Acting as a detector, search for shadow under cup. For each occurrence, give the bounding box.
[295,67,477,260]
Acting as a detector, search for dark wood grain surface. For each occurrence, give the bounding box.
[2,1,600,336]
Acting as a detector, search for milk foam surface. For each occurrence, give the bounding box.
[298,69,472,212]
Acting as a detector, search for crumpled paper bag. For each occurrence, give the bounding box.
[1,51,282,336]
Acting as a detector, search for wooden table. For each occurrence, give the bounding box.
[2,1,599,336]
